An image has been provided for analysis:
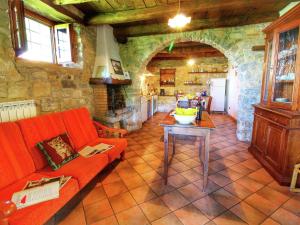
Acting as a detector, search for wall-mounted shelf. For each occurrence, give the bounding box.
[276,80,294,84]
[184,83,203,86]
[188,71,227,74]
[160,69,175,87]
[160,82,175,86]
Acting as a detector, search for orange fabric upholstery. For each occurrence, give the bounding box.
[39,153,108,188]
[0,173,79,225]
[0,122,36,189]
[17,113,67,170]
[88,138,127,162]
[93,121,128,138]
[61,108,98,150]
[0,107,127,225]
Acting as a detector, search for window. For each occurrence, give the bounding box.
[20,17,53,62]
[8,0,76,64]
[55,24,72,64]
[8,0,27,56]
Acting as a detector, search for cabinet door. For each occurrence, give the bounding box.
[265,123,285,171]
[262,39,274,103]
[272,27,299,107]
[252,116,268,154]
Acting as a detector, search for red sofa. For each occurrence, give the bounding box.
[0,107,127,225]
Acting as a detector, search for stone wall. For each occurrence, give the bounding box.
[119,23,268,141]
[0,2,96,115]
[145,57,228,96]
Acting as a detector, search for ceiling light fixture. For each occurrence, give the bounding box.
[168,0,191,29]
[187,59,195,66]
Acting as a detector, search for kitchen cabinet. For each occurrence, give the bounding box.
[249,5,300,185]
[141,96,148,123]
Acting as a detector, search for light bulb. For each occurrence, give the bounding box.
[187,59,195,66]
[168,13,191,29]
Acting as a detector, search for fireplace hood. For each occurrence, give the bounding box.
[91,25,131,85]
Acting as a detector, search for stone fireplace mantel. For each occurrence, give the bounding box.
[90,78,132,85]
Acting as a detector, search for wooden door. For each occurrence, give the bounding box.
[252,116,268,155]
[265,123,286,171]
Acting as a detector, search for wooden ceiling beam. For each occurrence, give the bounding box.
[113,12,279,40]
[25,0,85,23]
[160,47,219,54]
[154,51,224,58]
[87,0,292,25]
[54,0,95,5]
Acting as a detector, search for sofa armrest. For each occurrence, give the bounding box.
[93,121,128,138]
[0,201,16,225]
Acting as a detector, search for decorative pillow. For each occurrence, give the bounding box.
[37,133,78,170]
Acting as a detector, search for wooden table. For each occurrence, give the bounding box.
[160,111,215,191]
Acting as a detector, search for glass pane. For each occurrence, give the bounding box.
[273,27,299,103]
[20,17,53,63]
[56,27,71,63]
[264,40,273,102]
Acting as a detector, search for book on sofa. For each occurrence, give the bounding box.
[79,143,114,158]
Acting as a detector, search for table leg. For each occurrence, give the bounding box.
[203,131,210,191]
[164,128,169,185]
[198,137,204,162]
[172,134,176,155]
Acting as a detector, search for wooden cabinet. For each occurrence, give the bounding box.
[249,5,300,185]
[252,116,267,155]
[249,105,300,185]
[264,123,285,171]
[160,69,175,86]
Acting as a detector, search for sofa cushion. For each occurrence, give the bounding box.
[61,107,98,150]
[37,133,78,170]
[88,138,127,162]
[39,153,109,188]
[0,122,36,189]
[0,173,79,225]
[17,113,67,170]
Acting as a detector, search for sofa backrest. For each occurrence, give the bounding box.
[0,122,36,189]
[17,113,67,170]
[61,107,98,151]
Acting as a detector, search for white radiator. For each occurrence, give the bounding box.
[0,100,37,122]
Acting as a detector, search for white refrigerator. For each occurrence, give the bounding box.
[210,78,226,112]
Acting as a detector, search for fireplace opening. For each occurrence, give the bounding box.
[107,85,126,114]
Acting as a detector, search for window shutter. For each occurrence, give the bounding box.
[8,0,27,56]
[54,23,73,64]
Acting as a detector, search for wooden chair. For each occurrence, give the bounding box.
[206,96,212,114]
[290,163,300,192]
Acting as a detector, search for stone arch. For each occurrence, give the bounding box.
[120,25,266,141]
[137,36,238,76]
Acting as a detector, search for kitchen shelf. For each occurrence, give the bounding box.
[276,80,294,84]
[160,83,175,86]
[89,78,132,85]
[188,71,227,74]
[184,83,203,86]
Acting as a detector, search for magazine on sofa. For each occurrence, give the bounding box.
[12,181,60,209]
[79,143,114,158]
[12,176,72,209]
[23,176,72,190]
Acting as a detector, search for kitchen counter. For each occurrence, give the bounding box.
[158,95,176,112]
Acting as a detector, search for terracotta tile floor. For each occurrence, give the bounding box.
[58,113,300,225]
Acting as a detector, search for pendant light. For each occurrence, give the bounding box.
[168,0,191,29]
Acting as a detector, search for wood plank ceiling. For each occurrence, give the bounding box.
[150,42,224,61]
[38,0,295,42]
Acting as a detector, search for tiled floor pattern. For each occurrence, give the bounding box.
[58,113,300,225]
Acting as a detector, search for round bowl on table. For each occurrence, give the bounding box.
[174,114,196,125]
